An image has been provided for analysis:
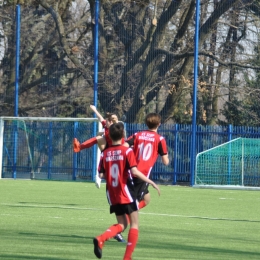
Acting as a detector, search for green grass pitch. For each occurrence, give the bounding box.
[0,179,260,260]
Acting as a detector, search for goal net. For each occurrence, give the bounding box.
[194,138,260,190]
[0,116,101,181]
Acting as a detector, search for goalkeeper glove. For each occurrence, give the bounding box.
[73,138,81,152]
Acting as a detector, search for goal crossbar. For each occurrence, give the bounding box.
[0,116,99,122]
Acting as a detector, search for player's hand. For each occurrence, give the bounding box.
[73,138,81,152]
[151,182,161,196]
[95,175,102,189]
[90,104,96,111]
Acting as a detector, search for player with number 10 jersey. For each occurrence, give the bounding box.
[126,130,168,178]
[125,113,169,209]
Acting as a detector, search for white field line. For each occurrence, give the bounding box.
[140,212,237,221]
[1,202,258,222]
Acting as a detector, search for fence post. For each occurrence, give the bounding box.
[173,124,178,185]
[12,6,21,180]
[227,124,233,185]
[92,0,100,181]
[48,122,53,180]
[15,5,20,117]
[72,122,78,180]
[228,124,233,141]
[190,0,201,186]
[0,118,4,179]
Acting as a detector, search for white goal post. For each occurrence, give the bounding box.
[194,137,260,190]
[0,116,101,180]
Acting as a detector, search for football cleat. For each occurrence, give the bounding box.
[93,237,103,259]
[114,233,126,243]
[73,138,81,153]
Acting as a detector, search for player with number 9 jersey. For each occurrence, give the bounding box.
[94,123,161,260]
[99,145,137,205]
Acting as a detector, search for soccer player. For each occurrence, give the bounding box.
[73,105,125,188]
[73,105,113,153]
[73,105,125,152]
[93,122,160,260]
[125,112,169,210]
[73,105,127,242]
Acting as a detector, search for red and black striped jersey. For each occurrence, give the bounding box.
[101,120,125,148]
[126,130,168,178]
[99,145,137,205]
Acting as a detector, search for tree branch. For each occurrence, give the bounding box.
[154,48,260,70]
[36,0,90,76]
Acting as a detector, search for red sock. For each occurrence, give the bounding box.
[138,200,146,210]
[99,224,123,242]
[123,228,139,260]
[80,137,97,150]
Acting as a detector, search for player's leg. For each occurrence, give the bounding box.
[113,232,126,243]
[113,214,128,242]
[123,210,139,260]
[80,137,98,150]
[93,215,126,259]
[96,136,107,151]
[95,156,103,189]
[74,135,104,152]
[93,222,124,259]
[133,177,150,210]
[93,205,128,258]
[138,192,150,209]
[97,216,126,241]
[95,138,108,189]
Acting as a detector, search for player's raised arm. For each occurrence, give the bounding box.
[131,167,160,196]
[90,105,105,123]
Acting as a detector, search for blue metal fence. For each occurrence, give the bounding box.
[2,121,260,185]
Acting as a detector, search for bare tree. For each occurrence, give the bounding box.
[0,0,94,117]
[1,0,260,124]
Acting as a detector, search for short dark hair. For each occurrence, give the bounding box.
[105,112,112,120]
[145,113,161,129]
[106,112,118,121]
[109,122,124,141]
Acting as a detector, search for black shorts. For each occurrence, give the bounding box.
[133,177,149,202]
[110,201,138,216]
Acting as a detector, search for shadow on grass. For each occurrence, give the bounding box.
[18,231,85,240]
[0,254,65,260]
[140,212,260,223]
[139,240,260,259]
[3,203,105,211]
[19,201,80,206]
[3,229,124,244]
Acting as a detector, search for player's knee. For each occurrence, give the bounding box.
[144,200,150,206]
[144,194,151,205]
[119,223,127,231]
[122,223,128,231]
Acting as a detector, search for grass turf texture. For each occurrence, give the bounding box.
[0,180,260,260]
